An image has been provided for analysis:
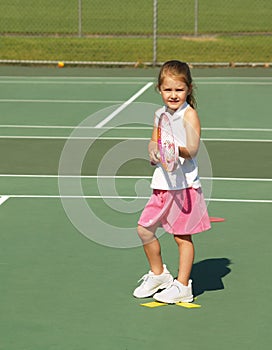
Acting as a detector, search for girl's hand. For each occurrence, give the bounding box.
[148,128,160,165]
[149,148,160,164]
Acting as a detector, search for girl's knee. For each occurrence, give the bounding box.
[174,234,193,245]
[137,225,155,243]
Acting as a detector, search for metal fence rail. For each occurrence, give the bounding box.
[0,0,271,66]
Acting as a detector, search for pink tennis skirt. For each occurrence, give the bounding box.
[138,188,211,235]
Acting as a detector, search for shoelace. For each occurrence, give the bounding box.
[137,272,152,284]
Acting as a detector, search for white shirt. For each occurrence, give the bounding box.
[150,102,201,190]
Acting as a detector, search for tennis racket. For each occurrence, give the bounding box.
[157,112,179,172]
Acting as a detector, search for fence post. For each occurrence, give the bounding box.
[78,0,82,37]
[153,0,158,66]
[194,0,198,36]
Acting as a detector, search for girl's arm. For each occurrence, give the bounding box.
[148,125,160,164]
[179,107,201,159]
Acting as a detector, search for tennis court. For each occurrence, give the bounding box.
[0,66,271,350]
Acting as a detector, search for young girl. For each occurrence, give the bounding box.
[133,60,211,303]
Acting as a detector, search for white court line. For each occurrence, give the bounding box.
[0,125,153,130]
[1,176,270,203]
[208,198,272,203]
[196,81,272,85]
[0,135,271,142]
[1,76,272,83]
[0,99,123,104]
[2,194,271,203]
[0,136,149,140]
[202,138,272,142]
[0,80,149,85]
[94,82,153,128]
[202,127,272,132]
[201,176,272,182]
[0,174,272,182]
[0,76,153,82]
[0,196,9,205]
[0,125,271,133]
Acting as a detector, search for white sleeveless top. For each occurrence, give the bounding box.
[150,102,201,190]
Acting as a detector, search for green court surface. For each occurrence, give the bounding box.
[0,66,271,350]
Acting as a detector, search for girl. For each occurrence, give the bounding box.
[133,60,211,303]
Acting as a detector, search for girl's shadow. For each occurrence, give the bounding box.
[191,258,231,297]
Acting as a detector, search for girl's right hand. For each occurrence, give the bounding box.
[149,149,160,165]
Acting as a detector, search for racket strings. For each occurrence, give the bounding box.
[161,119,176,164]
[158,112,178,172]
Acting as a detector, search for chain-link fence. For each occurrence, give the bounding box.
[0,0,271,66]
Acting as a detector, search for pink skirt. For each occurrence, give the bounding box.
[138,188,211,235]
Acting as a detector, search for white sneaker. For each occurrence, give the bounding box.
[153,279,193,303]
[133,264,174,298]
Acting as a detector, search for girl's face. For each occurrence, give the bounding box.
[159,75,191,112]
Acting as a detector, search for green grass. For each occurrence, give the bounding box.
[1,36,271,63]
[157,36,272,63]
[0,0,272,63]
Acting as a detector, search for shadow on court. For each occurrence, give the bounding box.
[191,258,231,297]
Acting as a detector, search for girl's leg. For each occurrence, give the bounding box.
[151,234,194,303]
[137,224,163,275]
[134,224,174,298]
[174,234,194,286]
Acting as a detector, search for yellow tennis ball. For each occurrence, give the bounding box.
[58,61,64,68]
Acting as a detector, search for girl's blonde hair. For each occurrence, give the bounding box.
[157,60,196,109]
